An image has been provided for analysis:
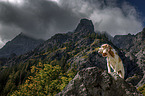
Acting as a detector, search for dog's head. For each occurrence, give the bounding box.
[98,44,114,57]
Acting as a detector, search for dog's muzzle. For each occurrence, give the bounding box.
[98,48,103,54]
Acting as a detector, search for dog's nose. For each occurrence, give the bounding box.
[98,48,102,53]
[98,51,102,54]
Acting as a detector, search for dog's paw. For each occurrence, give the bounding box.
[108,72,111,74]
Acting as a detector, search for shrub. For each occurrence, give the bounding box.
[10,62,77,96]
[138,84,145,96]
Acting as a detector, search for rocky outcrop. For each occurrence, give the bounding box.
[56,67,143,96]
[75,18,94,33]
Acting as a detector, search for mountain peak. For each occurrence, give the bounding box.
[135,27,145,41]
[75,18,94,33]
[0,33,44,58]
[19,32,24,36]
[15,32,35,40]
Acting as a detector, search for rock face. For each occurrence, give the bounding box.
[36,18,95,53]
[0,33,44,58]
[57,67,142,96]
[113,27,145,52]
[113,28,145,87]
[113,34,135,50]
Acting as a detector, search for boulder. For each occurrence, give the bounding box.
[56,67,142,96]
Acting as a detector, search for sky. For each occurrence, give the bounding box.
[0,0,144,48]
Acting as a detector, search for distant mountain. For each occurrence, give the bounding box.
[0,19,144,95]
[0,33,44,58]
[113,28,145,52]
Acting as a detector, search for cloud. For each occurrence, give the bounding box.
[0,0,81,40]
[0,0,144,47]
[60,0,143,35]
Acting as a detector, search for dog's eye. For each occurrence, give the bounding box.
[102,46,106,48]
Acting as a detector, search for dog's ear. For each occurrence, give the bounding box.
[108,45,112,50]
[108,45,115,57]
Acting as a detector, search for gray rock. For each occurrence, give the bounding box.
[56,67,142,96]
[75,18,94,33]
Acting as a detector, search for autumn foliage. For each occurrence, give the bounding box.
[10,62,76,96]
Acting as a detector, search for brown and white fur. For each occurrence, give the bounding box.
[98,44,125,79]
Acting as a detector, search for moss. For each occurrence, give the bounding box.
[56,47,66,51]
[42,52,49,55]
[87,47,99,55]
[81,55,88,59]
[138,84,145,96]
[91,39,100,46]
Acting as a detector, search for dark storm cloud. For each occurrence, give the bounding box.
[0,0,81,40]
[0,0,144,48]
[60,0,143,35]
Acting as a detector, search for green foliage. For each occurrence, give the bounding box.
[10,62,76,96]
[138,84,145,96]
